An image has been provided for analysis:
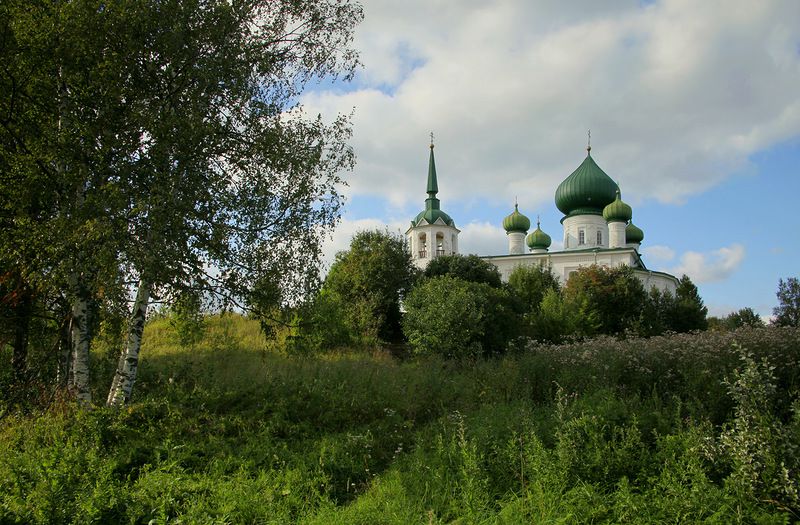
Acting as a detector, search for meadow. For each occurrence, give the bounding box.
[1,315,799,524]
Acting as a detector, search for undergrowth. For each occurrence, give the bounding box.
[1,318,799,523]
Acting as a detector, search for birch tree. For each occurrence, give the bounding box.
[1,0,362,406]
[104,0,361,406]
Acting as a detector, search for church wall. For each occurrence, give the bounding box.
[562,215,609,250]
[482,249,677,294]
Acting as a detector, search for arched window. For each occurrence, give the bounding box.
[436,232,445,256]
[596,230,602,246]
[578,229,585,245]
[418,233,427,258]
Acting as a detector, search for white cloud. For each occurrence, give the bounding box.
[458,222,509,257]
[301,0,800,210]
[667,244,746,284]
[642,244,676,263]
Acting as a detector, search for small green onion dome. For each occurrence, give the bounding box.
[602,189,632,223]
[626,221,644,244]
[526,220,552,250]
[555,149,619,218]
[503,204,531,233]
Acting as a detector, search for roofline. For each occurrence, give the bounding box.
[632,268,680,285]
[481,246,639,259]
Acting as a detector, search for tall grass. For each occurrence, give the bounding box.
[1,317,799,523]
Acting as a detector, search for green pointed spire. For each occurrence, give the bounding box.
[411,137,455,228]
[427,143,438,196]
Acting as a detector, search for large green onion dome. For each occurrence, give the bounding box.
[626,221,644,244]
[411,144,456,227]
[555,148,619,218]
[502,204,531,233]
[602,189,632,223]
[526,219,552,250]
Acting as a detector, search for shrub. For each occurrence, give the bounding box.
[562,264,647,336]
[506,263,560,314]
[423,254,502,288]
[402,276,518,358]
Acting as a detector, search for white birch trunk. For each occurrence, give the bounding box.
[107,278,151,407]
[70,291,92,405]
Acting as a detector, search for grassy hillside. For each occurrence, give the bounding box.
[2,315,800,523]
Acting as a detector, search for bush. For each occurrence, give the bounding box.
[507,263,560,314]
[423,254,502,288]
[562,264,647,336]
[402,276,518,358]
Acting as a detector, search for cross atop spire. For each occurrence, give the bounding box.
[429,131,435,149]
[587,129,592,155]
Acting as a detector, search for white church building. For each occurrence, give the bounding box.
[406,140,679,294]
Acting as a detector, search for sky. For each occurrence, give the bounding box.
[301,0,800,320]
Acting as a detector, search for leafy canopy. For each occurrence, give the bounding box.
[773,277,800,327]
[322,229,417,344]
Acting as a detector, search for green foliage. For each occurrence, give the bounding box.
[0,0,364,406]
[2,321,800,522]
[402,276,518,358]
[711,307,767,331]
[773,277,800,327]
[707,348,800,512]
[423,254,503,288]
[633,286,677,336]
[670,274,709,332]
[168,290,206,349]
[562,264,647,336]
[526,288,582,343]
[322,229,417,345]
[506,263,560,313]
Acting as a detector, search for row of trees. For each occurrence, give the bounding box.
[0,0,363,406]
[291,230,711,358]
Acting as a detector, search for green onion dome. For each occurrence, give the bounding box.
[503,204,531,233]
[602,189,632,223]
[555,149,619,218]
[411,207,455,227]
[626,221,644,244]
[526,220,552,250]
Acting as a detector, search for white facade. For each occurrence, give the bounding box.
[562,214,609,250]
[407,219,460,270]
[608,220,626,249]
[483,248,679,294]
[507,231,526,255]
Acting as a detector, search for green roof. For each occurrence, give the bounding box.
[502,204,531,233]
[626,221,644,244]
[526,220,552,250]
[411,144,455,228]
[603,189,632,223]
[555,149,619,218]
